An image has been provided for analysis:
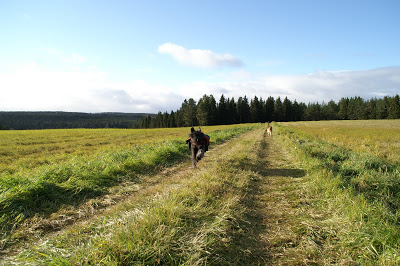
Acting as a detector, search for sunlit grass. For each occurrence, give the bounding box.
[276,121,400,263]
[281,120,400,164]
[13,127,265,264]
[0,124,256,247]
[0,125,251,175]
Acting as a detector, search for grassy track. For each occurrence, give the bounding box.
[278,120,400,264]
[5,124,332,265]
[0,125,256,251]
[3,120,400,264]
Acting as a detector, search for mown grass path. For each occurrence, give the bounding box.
[3,126,337,264]
[231,127,335,264]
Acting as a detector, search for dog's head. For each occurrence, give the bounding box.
[189,127,204,146]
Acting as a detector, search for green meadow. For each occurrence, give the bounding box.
[0,125,255,243]
[2,120,400,264]
[278,120,400,263]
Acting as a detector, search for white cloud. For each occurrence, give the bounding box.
[47,48,88,65]
[0,62,398,114]
[158,42,243,68]
[0,63,183,113]
[178,67,400,104]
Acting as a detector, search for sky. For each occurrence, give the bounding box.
[1,0,399,113]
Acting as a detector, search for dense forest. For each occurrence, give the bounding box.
[138,94,400,128]
[0,112,149,130]
[1,95,399,130]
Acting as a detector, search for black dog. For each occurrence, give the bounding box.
[186,127,209,168]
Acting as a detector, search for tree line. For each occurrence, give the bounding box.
[0,112,149,130]
[138,94,400,128]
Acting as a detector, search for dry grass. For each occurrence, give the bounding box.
[277,121,400,264]
[282,120,400,164]
[0,125,250,175]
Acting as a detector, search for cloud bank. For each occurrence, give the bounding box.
[0,63,399,113]
[158,42,243,68]
[179,67,400,104]
[0,63,182,113]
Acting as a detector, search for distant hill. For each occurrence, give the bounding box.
[0,111,153,130]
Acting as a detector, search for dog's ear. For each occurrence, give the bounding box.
[191,127,195,132]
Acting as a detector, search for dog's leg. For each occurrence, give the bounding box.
[191,147,197,168]
[196,145,205,161]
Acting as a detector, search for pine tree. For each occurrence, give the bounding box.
[388,94,400,119]
[182,98,198,126]
[250,96,263,122]
[282,97,293,121]
[338,97,349,120]
[217,94,228,125]
[265,96,275,122]
[376,97,388,119]
[196,95,217,126]
[226,97,238,124]
[237,96,251,123]
[274,97,284,122]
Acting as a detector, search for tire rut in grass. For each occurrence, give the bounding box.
[0,134,237,260]
[235,130,333,264]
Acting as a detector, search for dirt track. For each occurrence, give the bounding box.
[4,128,326,264]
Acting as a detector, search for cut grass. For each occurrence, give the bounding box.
[281,120,400,165]
[276,122,400,264]
[0,124,253,175]
[0,125,256,248]
[12,127,266,264]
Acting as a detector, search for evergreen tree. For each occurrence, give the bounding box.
[338,97,349,120]
[376,97,388,119]
[162,112,169,127]
[388,94,400,119]
[274,97,284,122]
[237,96,251,123]
[208,94,218,125]
[196,94,217,126]
[282,97,293,121]
[182,98,198,126]
[265,96,275,122]
[226,97,238,124]
[305,102,322,121]
[355,96,366,120]
[321,100,338,120]
[175,109,184,127]
[217,94,228,125]
[169,111,177,127]
[365,98,377,119]
[250,96,263,122]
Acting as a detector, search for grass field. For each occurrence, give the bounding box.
[0,125,252,175]
[0,124,256,249]
[281,120,400,164]
[278,120,400,263]
[2,120,400,264]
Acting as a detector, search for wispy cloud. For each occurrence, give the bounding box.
[158,42,243,68]
[0,63,183,113]
[47,48,88,64]
[1,62,399,113]
[179,67,400,104]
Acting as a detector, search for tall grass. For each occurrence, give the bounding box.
[0,125,252,175]
[276,122,400,263]
[282,120,400,164]
[0,125,256,242]
[14,127,264,264]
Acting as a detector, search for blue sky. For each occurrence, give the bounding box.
[1,0,399,113]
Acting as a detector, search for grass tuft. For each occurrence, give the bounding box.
[276,122,400,263]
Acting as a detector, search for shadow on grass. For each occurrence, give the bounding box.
[261,168,306,178]
[214,130,306,264]
[0,152,189,240]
